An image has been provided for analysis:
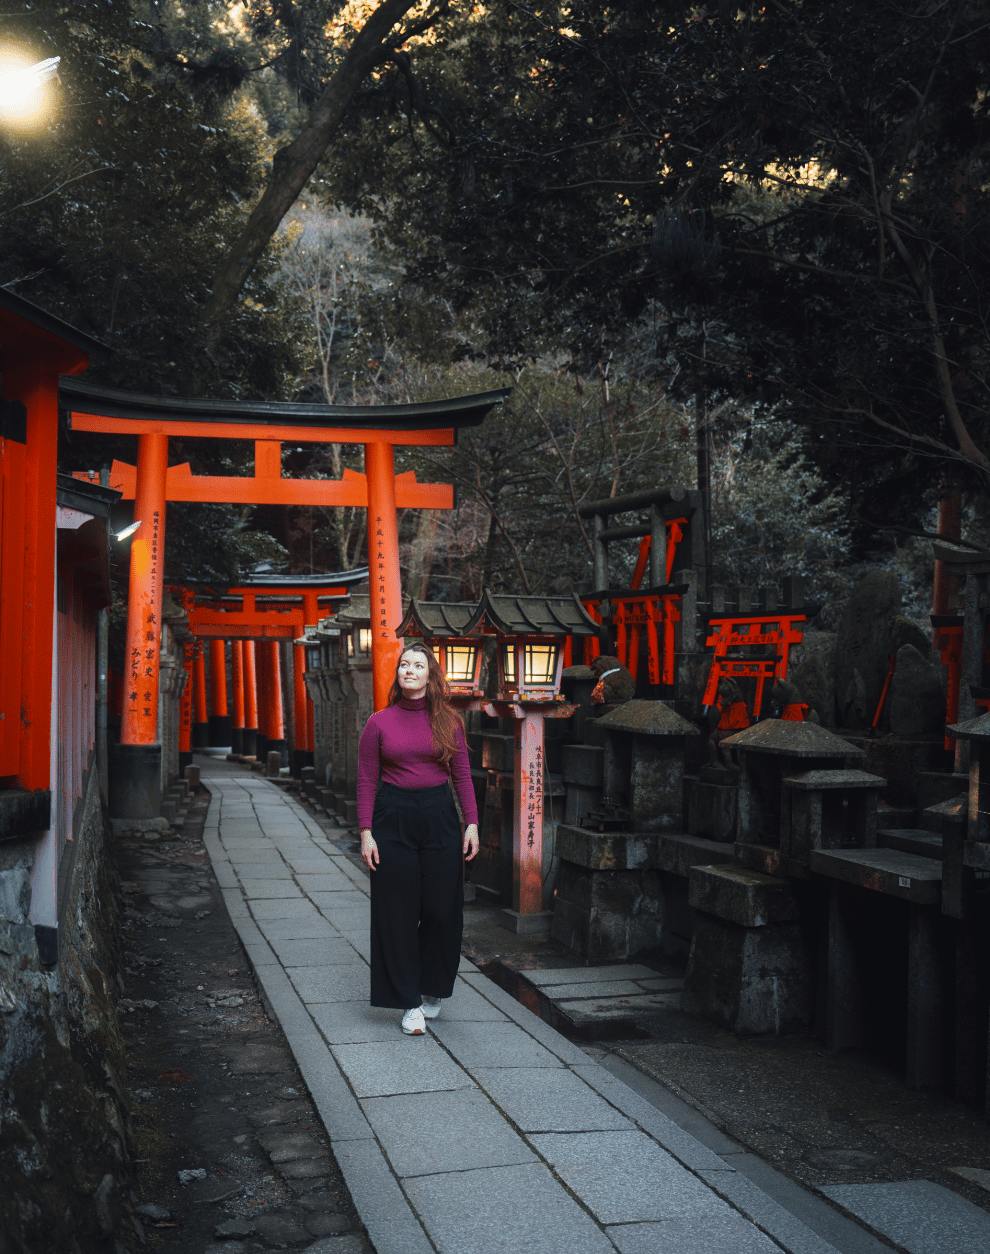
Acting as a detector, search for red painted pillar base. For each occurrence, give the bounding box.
[501,707,554,935]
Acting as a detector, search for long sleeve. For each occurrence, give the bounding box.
[356,714,382,830]
[448,725,479,827]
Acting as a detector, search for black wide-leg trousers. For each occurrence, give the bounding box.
[369,781,464,1009]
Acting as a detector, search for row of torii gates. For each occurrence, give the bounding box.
[63,377,509,817]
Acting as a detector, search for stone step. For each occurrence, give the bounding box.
[917,769,969,811]
[878,828,943,859]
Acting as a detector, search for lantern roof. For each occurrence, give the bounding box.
[721,719,864,758]
[397,599,478,639]
[947,711,990,740]
[595,700,699,737]
[467,590,600,637]
[336,594,371,625]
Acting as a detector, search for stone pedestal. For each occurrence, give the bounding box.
[682,863,812,1035]
[722,718,864,849]
[686,766,738,843]
[550,823,665,960]
[594,700,698,830]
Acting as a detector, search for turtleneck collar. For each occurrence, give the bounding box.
[397,695,427,711]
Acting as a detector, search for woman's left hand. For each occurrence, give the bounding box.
[463,823,479,861]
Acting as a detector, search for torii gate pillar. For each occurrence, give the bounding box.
[366,442,403,709]
[109,433,167,818]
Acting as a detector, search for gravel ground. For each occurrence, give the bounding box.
[114,781,367,1254]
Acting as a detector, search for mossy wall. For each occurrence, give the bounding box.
[0,765,141,1253]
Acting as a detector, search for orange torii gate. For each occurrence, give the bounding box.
[172,580,352,772]
[64,378,509,818]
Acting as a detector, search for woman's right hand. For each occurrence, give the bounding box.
[359,829,379,871]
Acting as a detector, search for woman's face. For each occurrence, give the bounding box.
[397,649,430,696]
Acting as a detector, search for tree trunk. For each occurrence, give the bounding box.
[200,0,419,333]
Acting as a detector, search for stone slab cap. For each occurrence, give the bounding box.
[721,718,864,758]
[595,699,699,736]
[555,824,660,870]
[947,710,990,740]
[923,795,966,824]
[781,769,887,790]
[688,863,801,927]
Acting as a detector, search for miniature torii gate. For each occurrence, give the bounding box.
[173,581,351,769]
[63,378,509,817]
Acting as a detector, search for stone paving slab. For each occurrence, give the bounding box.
[202,770,845,1254]
[250,897,322,921]
[286,964,369,1004]
[239,879,302,898]
[406,1163,616,1254]
[331,1040,476,1098]
[257,916,338,941]
[294,872,355,893]
[439,977,501,1016]
[268,937,360,967]
[606,1215,784,1254]
[470,1066,634,1132]
[822,1180,990,1254]
[531,1130,730,1224]
[542,979,654,999]
[524,965,661,986]
[430,1019,564,1069]
[310,1001,419,1045]
[306,889,369,910]
[558,993,683,1019]
[361,1088,538,1176]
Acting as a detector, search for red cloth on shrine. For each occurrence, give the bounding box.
[781,703,809,722]
[716,700,750,731]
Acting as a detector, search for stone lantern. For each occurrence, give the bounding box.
[396,599,485,699]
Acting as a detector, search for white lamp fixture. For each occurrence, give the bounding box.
[0,56,59,113]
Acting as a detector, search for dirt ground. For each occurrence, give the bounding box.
[114,784,367,1254]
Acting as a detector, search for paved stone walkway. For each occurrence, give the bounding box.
[200,766,846,1254]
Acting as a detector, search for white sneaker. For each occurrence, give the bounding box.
[421,997,441,1020]
[401,1007,426,1035]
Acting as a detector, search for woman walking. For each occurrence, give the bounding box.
[357,643,479,1035]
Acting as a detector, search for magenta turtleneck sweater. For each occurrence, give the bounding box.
[356,696,479,830]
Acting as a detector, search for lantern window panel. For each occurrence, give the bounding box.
[445,642,478,685]
[358,627,373,653]
[524,642,558,686]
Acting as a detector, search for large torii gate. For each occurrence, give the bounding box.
[63,378,509,817]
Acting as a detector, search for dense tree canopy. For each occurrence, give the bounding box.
[319,1,990,528]
[5,0,981,607]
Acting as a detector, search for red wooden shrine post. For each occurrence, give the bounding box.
[67,381,507,816]
[208,638,230,747]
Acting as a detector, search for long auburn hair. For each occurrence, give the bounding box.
[387,642,465,768]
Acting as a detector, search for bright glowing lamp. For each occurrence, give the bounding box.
[0,56,59,118]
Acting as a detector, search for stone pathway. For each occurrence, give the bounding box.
[198,763,859,1254]
[520,965,685,1030]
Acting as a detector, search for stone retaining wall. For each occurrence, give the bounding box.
[0,765,140,1252]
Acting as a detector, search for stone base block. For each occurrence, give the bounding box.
[499,908,553,935]
[564,783,602,826]
[682,913,813,1035]
[688,863,801,928]
[556,824,659,871]
[551,861,663,961]
[687,777,738,842]
[562,743,605,786]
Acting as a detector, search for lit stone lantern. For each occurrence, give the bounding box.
[399,591,598,933]
[396,600,485,698]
